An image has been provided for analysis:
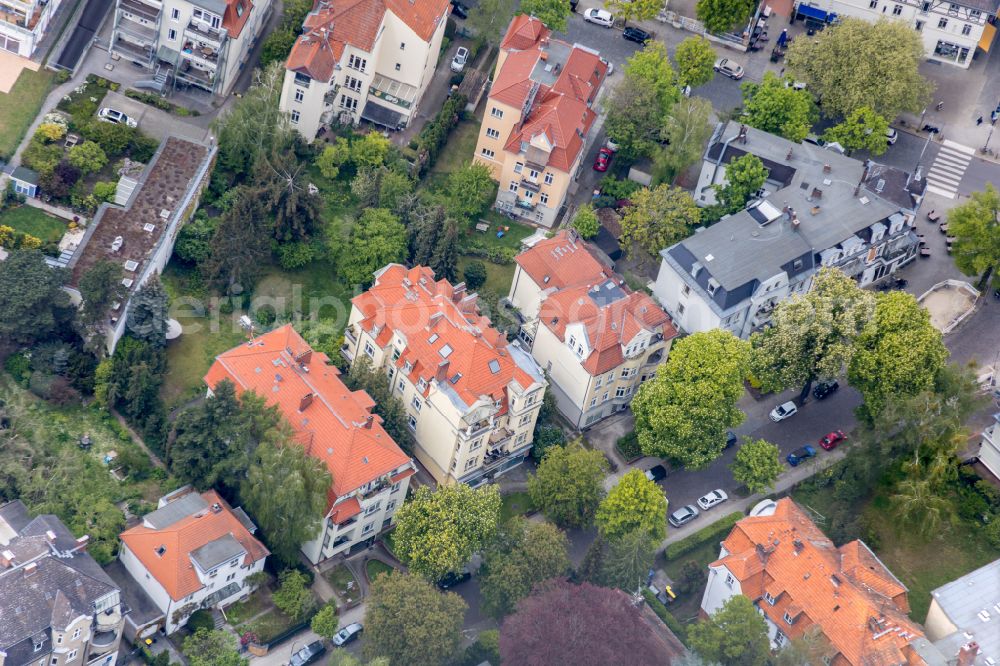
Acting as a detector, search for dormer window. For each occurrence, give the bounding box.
[417,378,427,391]
[707,278,719,296]
[403,361,412,374]
[763,591,776,605]
[783,612,795,625]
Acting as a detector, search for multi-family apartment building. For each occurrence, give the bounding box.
[976,412,1000,481]
[924,558,1000,665]
[0,500,125,666]
[653,121,924,338]
[109,0,271,96]
[0,0,63,57]
[793,0,997,68]
[206,325,416,563]
[702,498,932,665]
[472,15,610,228]
[278,0,450,139]
[509,231,678,429]
[344,264,548,486]
[117,488,268,634]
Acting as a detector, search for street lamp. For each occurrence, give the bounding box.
[983,126,994,155]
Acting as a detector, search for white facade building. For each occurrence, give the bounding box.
[0,0,64,57]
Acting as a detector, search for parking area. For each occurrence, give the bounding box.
[98,90,212,143]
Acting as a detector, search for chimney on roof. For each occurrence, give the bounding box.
[299,392,314,412]
[958,642,979,666]
[452,283,467,303]
[24,562,38,577]
[75,535,89,551]
[823,164,831,174]
[0,549,14,568]
[460,293,479,314]
[793,539,804,553]
[364,415,374,429]
[45,530,56,543]
[436,360,450,382]
[296,349,313,366]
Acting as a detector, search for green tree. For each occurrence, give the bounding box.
[571,204,600,239]
[823,106,890,155]
[468,0,517,44]
[363,571,467,666]
[625,42,679,116]
[891,452,958,536]
[605,43,680,159]
[948,184,1000,289]
[786,18,933,119]
[213,62,292,173]
[599,529,658,591]
[241,438,332,565]
[408,204,447,267]
[443,163,495,221]
[518,0,571,32]
[607,0,662,23]
[351,132,392,170]
[480,518,570,618]
[344,357,414,450]
[392,484,501,581]
[125,276,169,346]
[204,189,272,292]
[750,267,875,402]
[259,28,297,68]
[741,72,817,142]
[528,441,609,528]
[696,0,756,33]
[341,208,408,286]
[271,569,316,621]
[173,211,217,265]
[429,219,460,282]
[0,244,36,309]
[620,184,700,259]
[315,137,350,180]
[463,260,488,290]
[688,595,770,666]
[596,469,668,542]
[183,629,248,666]
[255,150,323,242]
[633,330,749,468]
[675,36,717,88]
[92,181,117,202]
[311,603,339,641]
[78,259,125,327]
[715,152,769,214]
[848,291,949,422]
[68,140,108,174]
[730,438,783,494]
[655,96,714,184]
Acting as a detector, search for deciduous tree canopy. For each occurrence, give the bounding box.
[675,37,717,88]
[596,469,668,542]
[822,106,890,155]
[688,595,771,666]
[741,72,817,142]
[479,518,570,618]
[620,184,700,258]
[730,438,783,494]
[528,442,609,528]
[518,0,571,31]
[0,250,74,345]
[948,184,1000,288]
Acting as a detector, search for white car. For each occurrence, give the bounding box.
[769,401,798,422]
[332,622,363,646]
[584,8,614,27]
[97,107,138,128]
[885,127,898,145]
[450,46,469,73]
[697,489,729,511]
[713,58,744,80]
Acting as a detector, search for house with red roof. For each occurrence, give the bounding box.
[278,0,450,139]
[345,264,547,486]
[702,498,934,665]
[204,325,415,564]
[508,230,677,428]
[117,487,268,634]
[109,0,271,96]
[472,15,610,228]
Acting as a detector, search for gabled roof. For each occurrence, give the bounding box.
[515,227,609,290]
[221,0,254,39]
[711,499,925,666]
[119,490,268,602]
[503,93,597,172]
[500,13,550,50]
[285,0,450,81]
[351,265,545,411]
[205,325,412,501]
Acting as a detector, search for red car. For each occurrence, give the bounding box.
[593,147,613,172]
[819,430,846,451]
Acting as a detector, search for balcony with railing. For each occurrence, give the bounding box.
[116,15,156,43]
[0,4,34,29]
[461,418,493,439]
[180,41,219,67]
[117,0,160,21]
[112,35,154,62]
[344,327,357,344]
[340,343,355,362]
[368,74,417,110]
[90,628,118,651]
[488,428,513,449]
[186,20,225,46]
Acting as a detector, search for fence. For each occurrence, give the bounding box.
[655,10,749,51]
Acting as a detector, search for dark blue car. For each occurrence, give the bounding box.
[786,445,817,466]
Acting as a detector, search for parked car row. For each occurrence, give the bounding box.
[668,488,729,528]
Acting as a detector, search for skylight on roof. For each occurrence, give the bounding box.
[450,373,463,384]
[428,333,439,344]
[439,344,453,358]
[488,359,501,374]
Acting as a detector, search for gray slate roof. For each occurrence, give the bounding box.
[929,558,1000,665]
[143,492,208,529]
[190,533,245,571]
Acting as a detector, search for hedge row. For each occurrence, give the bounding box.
[641,589,687,642]
[664,511,743,561]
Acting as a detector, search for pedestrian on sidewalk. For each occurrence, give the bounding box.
[991,111,998,125]
[977,115,984,125]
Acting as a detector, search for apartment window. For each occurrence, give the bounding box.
[892,3,902,13]
[868,0,877,6]
[962,23,972,34]
[822,657,833,666]
[57,635,62,645]
[461,457,478,471]
[486,127,500,139]
[294,88,304,103]
[397,378,405,393]
[513,162,523,173]
[539,193,549,205]
[226,573,236,581]
[519,414,531,426]
[590,397,597,407]
[400,42,405,49]
[365,501,381,516]
[289,110,300,124]
[491,107,504,118]
[595,377,602,388]
[391,481,401,493]
[481,148,496,159]
[417,377,427,391]
[544,172,554,185]
[763,592,776,605]
[395,63,401,71]
[411,397,422,412]
[528,168,539,180]
[168,28,177,40]
[515,433,526,445]
[602,392,609,402]
[568,335,577,348]
[340,95,358,111]
[361,522,375,535]
[349,55,367,72]
[915,19,924,30]
[407,415,417,430]
[345,76,362,92]
[523,190,533,200]
[725,573,735,587]
[783,612,795,625]
[470,438,482,451]
[970,8,982,17]
[386,499,397,513]
[616,387,627,398]
[774,631,785,647]
[364,341,375,358]
[67,651,78,661]
[938,17,948,27]
[509,181,519,193]
[606,372,614,384]
[677,303,685,316]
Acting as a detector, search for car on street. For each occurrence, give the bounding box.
[812,380,839,400]
[697,489,729,511]
[623,26,652,43]
[593,146,613,172]
[449,0,468,18]
[819,430,846,451]
[769,401,798,422]
[668,505,700,528]
[98,107,138,128]
[450,46,468,73]
[332,623,364,646]
[438,570,472,589]
[645,464,668,482]
[786,445,817,466]
[583,8,614,26]
[886,127,898,145]
[713,58,744,80]
[290,641,326,666]
[725,430,738,449]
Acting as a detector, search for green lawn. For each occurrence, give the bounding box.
[457,255,514,295]
[366,559,395,581]
[500,491,536,523]
[430,118,482,177]
[0,68,54,160]
[246,607,298,644]
[0,205,66,243]
[464,209,534,250]
[224,591,270,625]
[325,565,361,605]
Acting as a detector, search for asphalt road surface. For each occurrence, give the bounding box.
[54,0,114,71]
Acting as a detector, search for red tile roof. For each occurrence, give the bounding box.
[119,490,268,602]
[519,231,676,376]
[286,0,450,81]
[351,265,544,409]
[330,497,361,525]
[711,499,926,666]
[222,0,253,39]
[204,325,412,503]
[500,13,550,50]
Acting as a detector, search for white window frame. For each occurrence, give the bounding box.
[486,127,500,139]
[544,172,554,185]
[491,107,504,118]
[481,148,496,159]
[294,88,304,103]
[364,341,375,358]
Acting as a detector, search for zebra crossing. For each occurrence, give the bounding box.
[925,140,975,199]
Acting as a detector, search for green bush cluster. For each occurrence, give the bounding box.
[664,511,743,560]
[464,242,516,264]
[641,589,687,641]
[123,89,199,116]
[415,94,467,171]
[615,432,643,461]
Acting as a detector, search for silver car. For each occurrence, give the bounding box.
[769,401,798,422]
[97,107,138,128]
[668,505,700,528]
[332,622,363,646]
[697,489,729,511]
[713,58,744,80]
[450,46,468,73]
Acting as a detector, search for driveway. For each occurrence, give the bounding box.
[100,90,213,143]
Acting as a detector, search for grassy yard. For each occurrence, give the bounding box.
[661,540,721,626]
[0,205,66,243]
[325,565,362,605]
[246,607,298,643]
[430,118,482,177]
[500,491,536,523]
[457,255,515,295]
[366,559,395,581]
[224,591,270,625]
[0,68,54,160]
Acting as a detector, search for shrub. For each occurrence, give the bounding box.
[93,181,117,203]
[68,140,108,174]
[80,120,134,155]
[130,134,160,163]
[186,609,215,633]
[531,424,566,462]
[615,432,642,461]
[414,94,467,171]
[641,589,686,641]
[599,176,641,200]
[22,138,63,177]
[664,511,743,560]
[36,123,67,142]
[463,260,488,289]
[276,241,317,270]
[4,353,32,386]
